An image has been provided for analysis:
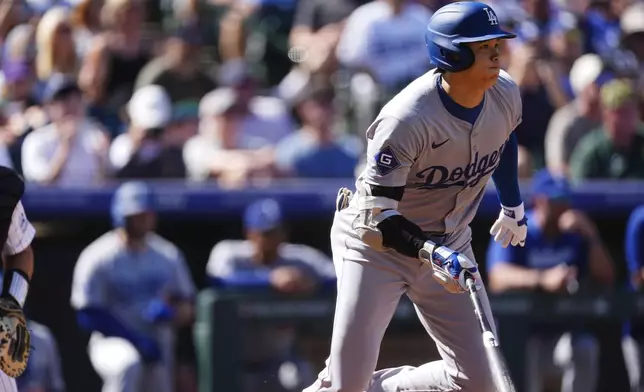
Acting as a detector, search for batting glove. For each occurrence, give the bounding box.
[419,241,481,294]
[490,203,528,248]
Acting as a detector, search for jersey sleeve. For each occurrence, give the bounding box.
[362,116,424,188]
[206,241,238,278]
[3,201,35,256]
[485,236,519,272]
[170,252,197,299]
[70,247,109,309]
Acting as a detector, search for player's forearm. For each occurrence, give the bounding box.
[588,240,615,285]
[491,133,522,208]
[209,271,271,288]
[76,307,139,342]
[487,264,541,293]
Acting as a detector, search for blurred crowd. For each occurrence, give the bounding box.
[1,0,644,189]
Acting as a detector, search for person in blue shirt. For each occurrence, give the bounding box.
[487,169,614,392]
[274,82,362,179]
[206,198,336,392]
[623,205,644,391]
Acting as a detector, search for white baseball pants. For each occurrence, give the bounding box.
[88,333,174,392]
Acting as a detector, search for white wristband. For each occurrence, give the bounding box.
[7,272,29,308]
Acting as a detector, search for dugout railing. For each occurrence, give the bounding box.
[195,288,641,392]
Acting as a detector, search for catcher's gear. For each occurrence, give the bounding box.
[0,297,30,378]
[419,241,481,293]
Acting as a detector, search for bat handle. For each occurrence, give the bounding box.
[465,272,477,293]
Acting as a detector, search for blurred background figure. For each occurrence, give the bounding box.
[35,7,79,88]
[487,169,614,392]
[0,23,42,173]
[78,0,150,130]
[21,76,110,186]
[624,205,644,392]
[135,22,216,107]
[544,53,606,177]
[274,80,361,178]
[569,78,644,181]
[110,85,186,179]
[183,87,281,186]
[206,198,335,392]
[16,319,66,392]
[70,0,105,58]
[71,181,196,392]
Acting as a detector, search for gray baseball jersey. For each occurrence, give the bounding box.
[305,69,523,392]
[359,68,522,234]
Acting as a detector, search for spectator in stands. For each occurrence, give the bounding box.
[0,1,26,49]
[79,0,151,119]
[274,81,361,178]
[624,205,644,392]
[135,22,216,106]
[509,26,569,169]
[580,0,625,56]
[335,0,432,93]
[35,7,79,88]
[621,2,644,64]
[289,0,368,76]
[1,24,45,173]
[517,145,534,179]
[110,85,187,179]
[206,198,335,392]
[183,87,281,185]
[22,76,110,186]
[487,169,614,392]
[70,0,104,58]
[16,319,66,392]
[219,61,295,144]
[569,78,644,181]
[217,0,297,87]
[544,53,605,177]
[71,181,196,392]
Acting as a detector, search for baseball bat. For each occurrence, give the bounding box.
[465,275,517,392]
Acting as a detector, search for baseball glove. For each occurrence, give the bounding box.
[0,297,29,378]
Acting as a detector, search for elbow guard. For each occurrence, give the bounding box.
[354,183,403,251]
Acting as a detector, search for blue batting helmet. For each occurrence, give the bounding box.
[425,2,516,72]
[111,181,154,228]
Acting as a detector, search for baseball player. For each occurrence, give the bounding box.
[0,166,38,392]
[71,181,196,392]
[16,319,66,392]
[305,3,527,392]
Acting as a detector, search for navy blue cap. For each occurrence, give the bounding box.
[532,169,571,201]
[244,199,283,232]
[43,74,80,102]
[111,181,154,227]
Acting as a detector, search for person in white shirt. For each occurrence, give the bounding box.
[335,0,432,90]
[21,76,109,187]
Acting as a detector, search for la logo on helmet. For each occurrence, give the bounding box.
[483,8,499,26]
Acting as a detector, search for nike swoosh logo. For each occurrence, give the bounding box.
[432,139,449,149]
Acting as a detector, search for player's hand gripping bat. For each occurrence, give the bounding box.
[465,274,516,392]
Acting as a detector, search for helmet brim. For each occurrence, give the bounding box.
[453,31,516,44]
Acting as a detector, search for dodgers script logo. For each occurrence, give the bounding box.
[414,143,506,189]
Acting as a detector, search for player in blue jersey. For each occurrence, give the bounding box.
[486,169,614,392]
